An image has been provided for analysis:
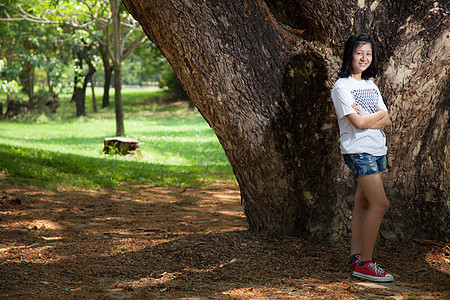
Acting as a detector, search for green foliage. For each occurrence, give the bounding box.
[0,79,18,95]
[0,13,73,99]
[0,88,234,189]
[121,39,167,85]
[0,59,19,95]
[44,56,65,94]
[159,63,187,98]
[0,0,145,106]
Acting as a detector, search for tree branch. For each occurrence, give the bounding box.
[120,20,142,56]
[0,3,107,47]
[106,13,117,66]
[1,2,143,65]
[122,32,146,61]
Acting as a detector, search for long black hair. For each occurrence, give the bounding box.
[338,34,378,79]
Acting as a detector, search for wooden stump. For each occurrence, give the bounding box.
[103,137,139,155]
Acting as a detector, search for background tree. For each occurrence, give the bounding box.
[0,17,57,103]
[122,0,449,244]
[0,9,71,119]
[0,0,145,135]
[71,37,97,117]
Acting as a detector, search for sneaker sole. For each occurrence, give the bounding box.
[352,271,394,282]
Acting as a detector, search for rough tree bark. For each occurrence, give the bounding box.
[122,0,449,244]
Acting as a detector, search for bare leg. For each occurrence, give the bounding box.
[356,173,389,262]
[351,182,369,255]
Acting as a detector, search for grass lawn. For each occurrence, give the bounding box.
[0,87,235,189]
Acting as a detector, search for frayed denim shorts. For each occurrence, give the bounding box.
[343,153,387,179]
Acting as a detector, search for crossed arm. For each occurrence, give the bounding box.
[346,104,392,129]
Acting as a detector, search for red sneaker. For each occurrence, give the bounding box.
[347,254,360,270]
[353,260,394,282]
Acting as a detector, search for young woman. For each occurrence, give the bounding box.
[331,34,394,282]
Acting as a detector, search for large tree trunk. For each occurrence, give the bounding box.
[123,0,449,244]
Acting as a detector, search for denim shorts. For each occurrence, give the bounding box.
[343,153,387,179]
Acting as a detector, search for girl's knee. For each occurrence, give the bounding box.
[377,199,389,214]
[355,199,369,211]
[367,197,389,214]
[355,192,369,210]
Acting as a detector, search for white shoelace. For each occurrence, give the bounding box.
[368,262,386,275]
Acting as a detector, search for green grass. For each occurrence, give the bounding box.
[0,87,235,189]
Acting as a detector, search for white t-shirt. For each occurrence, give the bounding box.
[331,77,388,156]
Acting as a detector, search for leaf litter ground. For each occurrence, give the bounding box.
[0,178,448,299]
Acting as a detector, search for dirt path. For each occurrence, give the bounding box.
[0,178,448,299]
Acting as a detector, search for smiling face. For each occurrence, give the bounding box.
[350,43,372,80]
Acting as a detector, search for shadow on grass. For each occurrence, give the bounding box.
[0,143,233,189]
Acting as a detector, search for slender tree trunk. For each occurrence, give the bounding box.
[123,0,449,244]
[103,65,113,108]
[99,44,113,108]
[23,61,34,103]
[72,44,96,117]
[72,53,86,117]
[46,71,53,95]
[113,65,124,136]
[91,77,97,113]
[76,59,96,117]
[111,0,124,136]
[22,39,35,103]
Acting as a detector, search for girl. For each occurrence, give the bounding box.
[331,34,394,282]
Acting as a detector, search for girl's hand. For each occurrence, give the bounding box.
[352,103,362,115]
